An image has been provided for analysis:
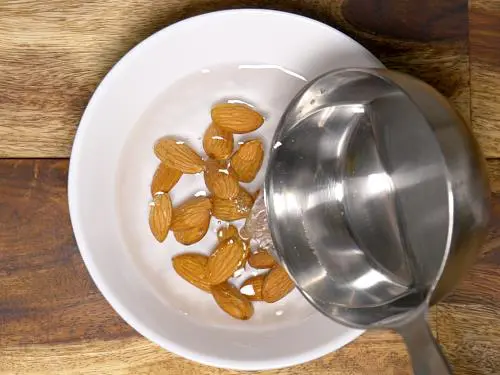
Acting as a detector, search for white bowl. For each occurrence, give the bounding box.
[68,9,382,371]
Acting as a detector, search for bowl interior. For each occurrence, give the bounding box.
[68,9,381,370]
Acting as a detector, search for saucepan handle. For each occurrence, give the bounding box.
[396,312,453,375]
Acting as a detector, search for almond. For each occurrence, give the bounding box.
[151,163,182,196]
[216,224,239,242]
[154,138,205,174]
[149,193,172,242]
[212,188,254,221]
[203,123,234,160]
[216,226,250,267]
[240,275,266,301]
[172,253,211,292]
[211,282,254,320]
[230,139,264,182]
[207,237,246,285]
[211,103,264,134]
[248,250,276,269]
[262,265,295,303]
[204,159,240,199]
[171,196,212,232]
[174,215,210,245]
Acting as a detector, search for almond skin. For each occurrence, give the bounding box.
[154,138,205,174]
[211,282,254,320]
[216,224,239,242]
[204,159,240,199]
[203,123,234,160]
[149,193,172,242]
[171,196,212,232]
[248,250,276,269]
[207,237,246,285]
[262,265,295,303]
[240,275,266,301]
[174,215,210,245]
[212,188,254,221]
[172,253,211,292]
[231,139,264,182]
[211,103,264,134]
[151,163,182,196]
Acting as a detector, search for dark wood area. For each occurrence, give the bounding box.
[0,0,499,374]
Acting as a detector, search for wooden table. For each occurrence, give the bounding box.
[1,1,499,374]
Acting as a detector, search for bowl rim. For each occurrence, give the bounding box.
[68,8,374,370]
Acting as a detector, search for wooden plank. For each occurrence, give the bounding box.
[1,335,416,375]
[438,249,500,375]
[438,303,500,375]
[0,160,135,348]
[470,1,500,157]
[0,335,415,375]
[0,0,469,157]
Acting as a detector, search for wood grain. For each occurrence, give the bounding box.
[0,0,468,157]
[470,1,500,157]
[437,240,500,374]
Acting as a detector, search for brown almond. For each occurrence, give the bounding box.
[203,123,234,160]
[212,188,254,221]
[149,193,172,242]
[207,237,246,285]
[216,224,239,243]
[204,159,240,199]
[262,265,295,303]
[248,250,276,269]
[171,196,212,232]
[154,138,205,174]
[240,275,266,301]
[230,139,264,182]
[151,163,182,196]
[174,216,210,245]
[211,103,264,134]
[211,282,254,320]
[172,253,211,292]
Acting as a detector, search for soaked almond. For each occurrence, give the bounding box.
[203,123,234,160]
[240,275,266,301]
[172,253,211,292]
[204,159,240,199]
[171,196,212,232]
[149,193,172,242]
[151,163,182,196]
[174,215,210,245]
[211,103,264,134]
[248,249,276,269]
[230,139,264,182]
[207,237,246,285]
[262,265,295,303]
[212,188,254,221]
[154,138,204,173]
[211,282,254,320]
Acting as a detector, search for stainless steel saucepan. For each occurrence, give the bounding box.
[256,68,490,374]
